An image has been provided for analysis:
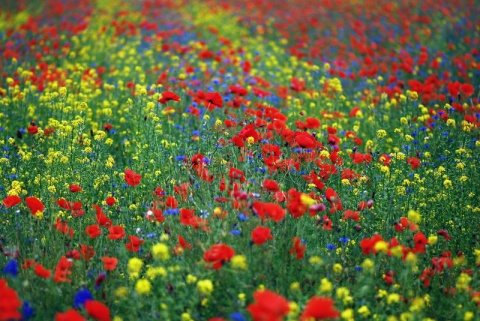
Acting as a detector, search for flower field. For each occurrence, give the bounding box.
[1,0,480,320]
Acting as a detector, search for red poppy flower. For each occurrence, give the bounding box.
[105,197,116,206]
[28,125,38,134]
[247,289,290,321]
[21,259,35,269]
[165,196,178,208]
[290,237,306,259]
[56,308,86,321]
[252,202,286,222]
[448,81,461,97]
[178,234,192,250]
[3,195,21,208]
[101,257,118,271]
[205,92,223,109]
[158,91,181,104]
[325,188,343,213]
[34,263,51,278]
[460,83,474,97]
[80,245,95,262]
[86,225,102,238]
[203,244,235,269]
[69,184,82,193]
[0,278,22,321]
[437,229,452,240]
[55,218,74,238]
[378,154,391,166]
[300,296,340,320]
[360,234,384,255]
[94,205,112,227]
[103,123,113,131]
[262,179,279,192]
[149,200,165,223]
[321,215,333,230]
[53,256,73,283]
[25,196,44,216]
[228,167,246,182]
[295,132,317,149]
[56,199,82,211]
[413,232,428,253]
[343,209,360,221]
[420,268,435,288]
[179,208,195,225]
[108,226,125,240]
[125,235,144,252]
[251,226,274,245]
[124,169,142,186]
[85,300,111,321]
[407,157,421,169]
[395,217,418,232]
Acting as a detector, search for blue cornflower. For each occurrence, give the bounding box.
[164,208,179,215]
[230,312,247,321]
[21,301,35,320]
[3,259,18,277]
[339,237,350,244]
[238,214,249,221]
[74,288,93,308]
[327,244,337,251]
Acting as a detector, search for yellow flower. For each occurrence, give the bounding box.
[443,179,453,189]
[319,278,333,294]
[197,279,214,296]
[358,305,370,317]
[336,287,350,300]
[409,297,424,312]
[146,266,167,280]
[127,257,143,278]
[361,258,374,270]
[474,249,480,265]
[387,293,400,304]
[186,274,197,284]
[231,255,248,270]
[390,245,403,258]
[407,210,421,224]
[309,256,323,265]
[181,313,194,321]
[456,273,472,292]
[464,312,474,321]
[152,243,170,261]
[290,282,300,292]
[405,252,417,265]
[333,263,343,274]
[374,241,389,253]
[246,136,255,145]
[377,129,387,138]
[300,194,317,207]
[238,293,246,303]
[114,286,129,298]
[428,235,438,245]
[135,279,151,295]
[341,308,354,321]
[288,301,300,317]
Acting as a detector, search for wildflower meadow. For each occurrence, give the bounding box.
[1,0,480,320]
